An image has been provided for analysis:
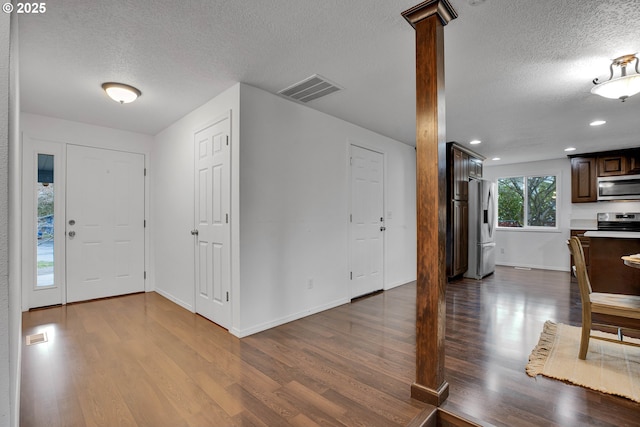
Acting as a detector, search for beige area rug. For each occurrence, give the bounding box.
[526,320,640,402]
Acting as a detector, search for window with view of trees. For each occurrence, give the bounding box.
[497,175,557,228]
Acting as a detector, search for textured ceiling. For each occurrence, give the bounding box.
[18,0,640,165]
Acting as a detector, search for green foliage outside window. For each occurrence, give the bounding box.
[498,175,556,228]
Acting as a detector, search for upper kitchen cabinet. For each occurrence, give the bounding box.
[452,147,469,201]
[469,156,483,179]
[569,148,640,203]
[598,155,628,176]
[570,157,597,203]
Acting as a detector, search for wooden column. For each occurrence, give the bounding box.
[402,0,457,407]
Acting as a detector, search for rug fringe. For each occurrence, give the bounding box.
[526,320,557,377]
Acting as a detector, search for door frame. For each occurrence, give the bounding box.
[348,141,386,299]
[192,111,232,328]
[21,135,149,310]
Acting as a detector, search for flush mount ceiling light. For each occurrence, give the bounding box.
[591,54,640,102]
[470,139,481,145]
[102,82,141,104]
[590,120,607,126]
[564,147,577,152]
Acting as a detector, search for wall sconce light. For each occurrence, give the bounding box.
[102,82,142,104]
[591,54,640,102]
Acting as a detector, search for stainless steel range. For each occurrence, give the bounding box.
[597,212,640,232]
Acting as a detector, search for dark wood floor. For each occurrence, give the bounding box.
[21,266,640,426]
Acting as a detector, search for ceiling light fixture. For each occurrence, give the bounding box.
[102,82,141,104]
[470,139,481,145]
[564,147,577,152]
[591,54,640,102]
[590,120,606,126]
[491,157,500,161]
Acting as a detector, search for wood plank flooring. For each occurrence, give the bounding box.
[21,266,640,426]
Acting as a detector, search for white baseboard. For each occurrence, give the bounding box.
[154,288,194,312]
[384,278,415,291]
[230,297,350,338]
[496,262,570,272]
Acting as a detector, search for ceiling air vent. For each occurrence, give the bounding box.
[278,74,342,103]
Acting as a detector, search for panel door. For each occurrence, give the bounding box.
[350,145,384,299]
[66,145,145,303]
[194,115,231,329]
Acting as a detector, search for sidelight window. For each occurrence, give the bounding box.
[37,154,55,287]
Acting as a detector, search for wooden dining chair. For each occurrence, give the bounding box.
[567,236,640,359]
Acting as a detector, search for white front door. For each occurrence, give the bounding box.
[66,145,145,303]
[350,145,384,299]
[194,115,231,329]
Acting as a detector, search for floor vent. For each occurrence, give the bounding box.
[278,74,342,103]
[26,332,48,346]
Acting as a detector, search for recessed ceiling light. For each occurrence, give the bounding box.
[470,139,481,145]
[564,147,577,152]
[590,120,606,126]
[492,157,500,161]
[102,82,141,104]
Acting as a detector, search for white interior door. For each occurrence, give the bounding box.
[66,145,145,303]
[350,145,384,299]
[194,115,231,329]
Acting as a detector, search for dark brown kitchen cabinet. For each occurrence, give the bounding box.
[598,155,628,176]
[589,237,640,295]
[453,148,469,201]
[570,157,597,203]
[446,142,484,279]
[569,230,590,281]
[451,200,469,276]
[469,156,483,178]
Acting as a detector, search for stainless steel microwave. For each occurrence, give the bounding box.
[597,174,640,201]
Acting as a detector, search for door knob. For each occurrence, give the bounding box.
[191,229,199,236]
[68,231,76,238]
[380,226,386,231]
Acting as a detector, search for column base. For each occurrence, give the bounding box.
[411,381,449,406]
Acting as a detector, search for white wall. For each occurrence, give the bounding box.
[151,84,241,312]
[7,10,20,427]
[152,83,416,337]
[0,8,11,427]
[483,158,571,271]
[0,7,21,426]
[20,114,154,309]
[235,84,416,336]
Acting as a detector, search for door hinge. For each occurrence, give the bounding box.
[226,135,229,146]
[350,272,353,280]
[144,168,147,176]
[350,157,353,165]
[226,291,229,302]
[226,213,229,224]
[144,271,146,279]
[350,214,352,223]
[144,220,146,228]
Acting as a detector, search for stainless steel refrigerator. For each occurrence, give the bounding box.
[464,178,497,279]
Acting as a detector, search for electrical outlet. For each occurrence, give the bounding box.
[307,278,314,289]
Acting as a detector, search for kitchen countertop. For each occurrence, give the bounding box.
[584,231,640,239]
